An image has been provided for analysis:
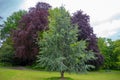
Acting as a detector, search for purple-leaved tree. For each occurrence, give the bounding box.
[71,10,104,70]
[12,2,51,65]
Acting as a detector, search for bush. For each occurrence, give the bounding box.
[0,37,15,65]
[0,51,14,63]
[0,62,12,67]
[116,62,120,70]
[103,62,120,70]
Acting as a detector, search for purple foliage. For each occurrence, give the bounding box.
[12,2,51,65]
[72,10,104,70]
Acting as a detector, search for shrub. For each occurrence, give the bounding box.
[0,37,15,65]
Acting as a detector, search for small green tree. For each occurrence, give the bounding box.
[36,7,94,80]
[98,37,120,70]
[0,37,15,64]
[98,38,111,69]
[113,40,120,61]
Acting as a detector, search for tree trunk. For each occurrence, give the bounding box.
[60,71,64,80]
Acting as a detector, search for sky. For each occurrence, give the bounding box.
[1,0,120,40]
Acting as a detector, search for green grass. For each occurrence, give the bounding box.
[0,67,120,80]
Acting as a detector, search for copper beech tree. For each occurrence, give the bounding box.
[12,2,51,65]
[71,11,104,70]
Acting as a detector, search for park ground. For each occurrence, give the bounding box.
[0,67,120,80]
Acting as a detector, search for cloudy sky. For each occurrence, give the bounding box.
[1,0,120,40]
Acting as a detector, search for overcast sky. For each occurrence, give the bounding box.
[1,0,120,40]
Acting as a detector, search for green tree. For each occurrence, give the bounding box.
[98,38,112,69]
[36,7,94,80]
[0,37,15,65]
[113,40,120,61]
[98,37,120,70]
[0,10,26,65]
[1,10,27,38]
[113,40,120,69]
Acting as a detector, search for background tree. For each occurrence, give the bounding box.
[12,2,51,65]
[71,11,104,70]
[1,10,27,39]
[113,40,120,69]
[0,37,14,65]
[0,11,26,65]
[98,37,120,70]
[113,40,120,61]
[97,38,110,69]
[36,7,95,80]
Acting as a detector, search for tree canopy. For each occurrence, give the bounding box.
[1,10,27,39]
[12,2,51,65]
[98,37,120,70]
[71,11,104,70]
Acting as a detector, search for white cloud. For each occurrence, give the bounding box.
[94,20,120,37]
[20,0,120,39]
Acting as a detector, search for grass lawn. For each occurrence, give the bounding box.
[0,67,120,80]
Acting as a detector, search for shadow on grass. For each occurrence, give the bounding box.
[45,77,73,80]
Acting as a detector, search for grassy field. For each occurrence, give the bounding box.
[0,67,120,80]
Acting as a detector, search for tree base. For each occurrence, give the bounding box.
[46,77,73,80]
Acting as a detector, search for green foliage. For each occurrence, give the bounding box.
[116,62,120,69]
[0,37,15,65]
[98,37,120,70]
[1,10,27,38]
[113,40,120,61]
[36,7,95,79]
[0,67,120,80]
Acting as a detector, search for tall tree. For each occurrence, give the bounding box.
[12,2,51,65]
[1,10,27,39]
[71,10,104,70]
[0,11,26,65]
[36,7,94,80]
